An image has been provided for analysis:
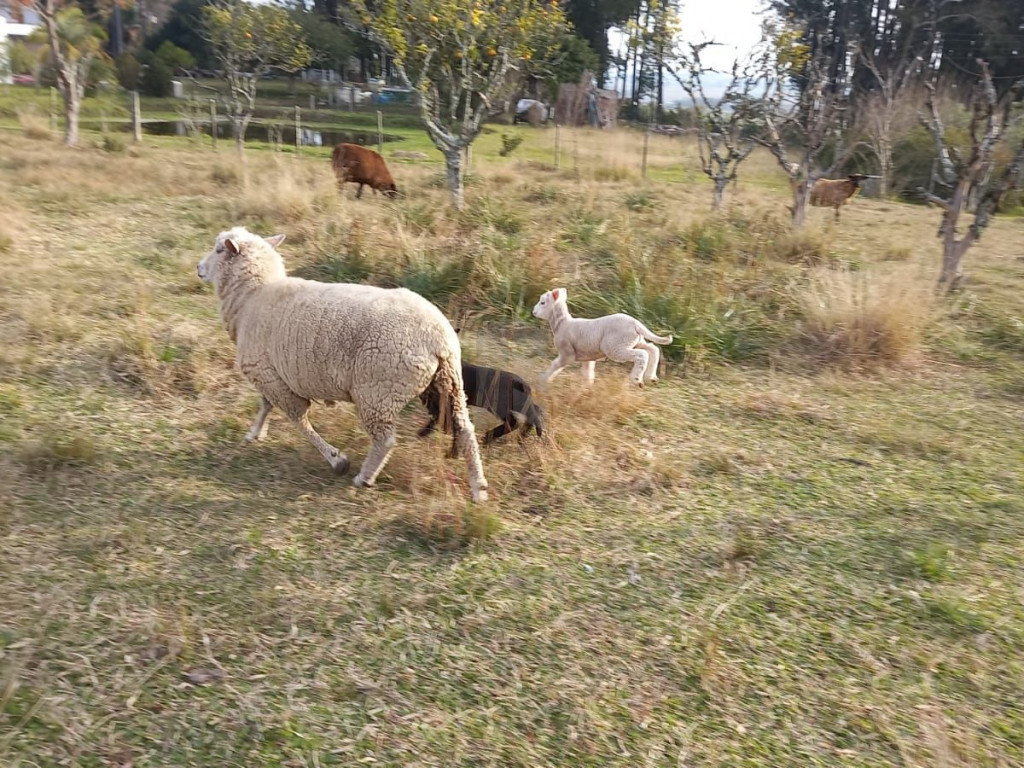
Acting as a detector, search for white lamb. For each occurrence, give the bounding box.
[532,288,673,386]
[197,227,488,502]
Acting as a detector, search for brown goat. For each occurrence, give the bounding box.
[330,143,399,199]
[809,173,869,221]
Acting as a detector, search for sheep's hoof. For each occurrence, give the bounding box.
[352,474,372,488]
[331,456,350,476]
[472,488,489,503]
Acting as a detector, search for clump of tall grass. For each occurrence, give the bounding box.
[16,105,52,141]
[234,161,339,224]
[799,266,935,366]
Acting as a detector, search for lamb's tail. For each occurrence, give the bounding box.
[637,322,673,345]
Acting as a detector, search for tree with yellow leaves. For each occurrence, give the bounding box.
[31,0,107,147]
[201,0,311,154]
[352,0,568,209]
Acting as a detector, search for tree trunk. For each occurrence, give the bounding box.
[712,176,727,210]
[791,179,811,226]
[64,92,80,147]
[938,180,972,290]
[444,148,464,210]
[234,116,246,155]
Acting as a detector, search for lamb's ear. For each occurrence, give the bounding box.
[551,289,560,301]
[556,287,567,302]
[265,233,286,249]
[224,238,240,256]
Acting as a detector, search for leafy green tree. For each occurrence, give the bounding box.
[146,0,212,69]
[201,0,312,153]
[31,0,108,146]
[535,32,599,102]
[140,51,172,96]
[156,40,196,72]
[352,0,568,209]
[291,8,354,73]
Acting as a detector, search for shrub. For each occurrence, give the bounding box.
[115,52,141,90]
[799,266,934,366]
[499,132,524,157]
[625,189,656,211]
[155,41,196,72]
[7,40,36,76]
[101,133,127,153]
[140,57,173,98]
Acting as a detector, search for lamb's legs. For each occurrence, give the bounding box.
[244,396,273,443]
[580,361,596,387]
[483,417,519,444]
[542,353,572,383]
[353,422,397,488]
[609,347,649,386]
[356,183,365,199]
[255,378,349,475]
[636,341,660,382]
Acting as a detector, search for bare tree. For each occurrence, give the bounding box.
[32,0,106,147]
[918,60,1024,290]
[672,42,771,209]
[857,40,924,198]
[757,27,861,227]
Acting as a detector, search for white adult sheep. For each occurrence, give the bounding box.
[196,227,488,502]
[532,287,673,387]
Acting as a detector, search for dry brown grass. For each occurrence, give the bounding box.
[800,264,937,366]
[15,105,51,141]
[1,130,1024,767]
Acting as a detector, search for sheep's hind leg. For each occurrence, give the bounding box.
[452,403,488,502]
[609,346,649,386]
[636,341,660,382]
[353,422,397,488]
[244,396,273,443]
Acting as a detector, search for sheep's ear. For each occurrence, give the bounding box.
[551,289,559,301]
[265,233,286,249]
[224,238,240,256]
[556,287,567,302]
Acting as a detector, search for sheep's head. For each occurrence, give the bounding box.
[197,227,287,287]
[848,173,869,186]
[383,183,400,199]
[532,288,566,320]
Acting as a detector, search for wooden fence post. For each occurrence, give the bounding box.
[294,105,301,155]
[376,110,383,154]
[554,122,560,169]
[132,91,142,143]
[209,99,217,149]
[641,126,650,179]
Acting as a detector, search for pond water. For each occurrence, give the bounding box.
[82,120,406,147]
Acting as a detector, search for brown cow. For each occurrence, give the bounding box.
[809,173,869,221]
[330,143,399,199]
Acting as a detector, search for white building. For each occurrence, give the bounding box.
[1,1,40,84]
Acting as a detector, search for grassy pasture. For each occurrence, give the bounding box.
[1,109,1024,767]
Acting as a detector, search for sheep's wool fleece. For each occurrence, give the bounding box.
[215,233,459,406]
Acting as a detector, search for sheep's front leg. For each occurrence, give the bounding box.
[244,396,273,443]
[579,361,595,387]
[542,353,572,384]
[256,377,349,475]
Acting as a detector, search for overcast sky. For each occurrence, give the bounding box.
[608,0,771,103]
